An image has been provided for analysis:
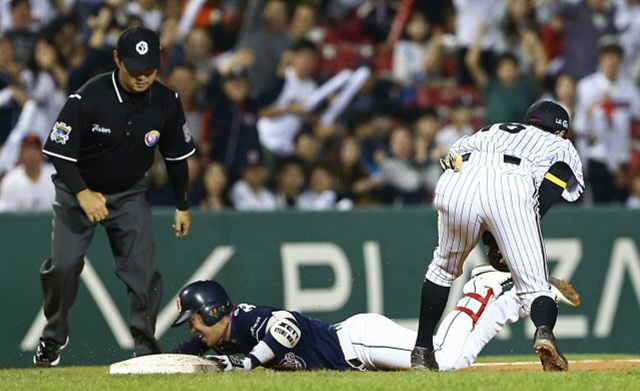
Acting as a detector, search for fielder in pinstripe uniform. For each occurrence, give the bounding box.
[411,101,585,372]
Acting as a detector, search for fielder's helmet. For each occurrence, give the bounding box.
[524,100,570,134]
[172,280,232,327]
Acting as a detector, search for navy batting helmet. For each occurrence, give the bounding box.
[172,280,232,327]
[524,100,570,134]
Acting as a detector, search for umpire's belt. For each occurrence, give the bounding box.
[461,153,521,165]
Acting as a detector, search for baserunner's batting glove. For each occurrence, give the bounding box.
[439,152,463,172]
[206,354,252,371]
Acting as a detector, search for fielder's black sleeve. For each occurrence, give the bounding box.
[165,159,190,210]
[50,157,88,194]
[538,161,574,218]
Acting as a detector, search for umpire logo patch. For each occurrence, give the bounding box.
[51,121,72,145]
[144,130,160,147]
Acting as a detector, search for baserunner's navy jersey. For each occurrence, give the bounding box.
[172,303,351,370]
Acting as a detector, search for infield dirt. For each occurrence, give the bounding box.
[467,359,640,372]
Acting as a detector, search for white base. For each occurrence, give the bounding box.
[109,354,219,374]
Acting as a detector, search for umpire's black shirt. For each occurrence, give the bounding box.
[43,70,196,194]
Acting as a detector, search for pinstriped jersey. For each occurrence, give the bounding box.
[449,122,585,201]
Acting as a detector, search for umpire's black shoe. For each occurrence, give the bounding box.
[34,337,67,368]
[534,326,568,371]
[410,346,439,371]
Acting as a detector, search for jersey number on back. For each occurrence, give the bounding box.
[496,123,526,134]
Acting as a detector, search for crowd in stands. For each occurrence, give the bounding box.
[1,0,640,212]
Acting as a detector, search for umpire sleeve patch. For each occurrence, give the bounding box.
[50,122,73,145]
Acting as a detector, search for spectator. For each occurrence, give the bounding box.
[274,158,306,209]
[413,107,443,165]
[293,129,322,175]
[201,162,231,210]
[328,134,380,205]
[1,0,59,37]
[626,173,640,208]
[159,0,183,50]
[436,97,475,154]
[466,27,536,124]
[21,37,68,141]
[573,37,640,203]
[0,134,55,212]
[67,6,118,93]
[614,0,640,82]
[358,0,397,43]
[550,0,617,81]
[168,27,215,86]
[203,54,261,182]
[298,165,338,210]
[412,108,443,200]
[392,10,443,87]
[290,3,323,43]
[257,39,319,162]
[541,73,577,119]
[497,0,548,80]
[187,153,205,206]
[229,151,277,211]
[126,0,163,32]
[0,36,24,143]
[235,0,293,95]
[4,0,38,65]
[167,64,205,146]
[376,126,427,205]
[452,0,502,85]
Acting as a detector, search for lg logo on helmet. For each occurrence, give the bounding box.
[555,118,568,128]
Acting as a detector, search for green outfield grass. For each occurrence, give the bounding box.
[1,355,638,391]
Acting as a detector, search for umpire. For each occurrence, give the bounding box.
[34,27,195,367]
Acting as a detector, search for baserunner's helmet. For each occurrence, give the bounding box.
[172,280,232,327]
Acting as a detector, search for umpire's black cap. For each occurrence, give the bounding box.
[117,27,161,71]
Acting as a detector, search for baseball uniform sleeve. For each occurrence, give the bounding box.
[554,142,585,202]
[42,95,85,162]
[160,93,196,161]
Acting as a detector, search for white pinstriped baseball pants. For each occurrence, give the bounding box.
[425,153,554,313]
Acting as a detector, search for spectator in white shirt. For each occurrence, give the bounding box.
[0,133,54,212]
[298,165,338,210]
[435,96,475,155]
[573,37,640,203]
[229,150,277,211]
[626,173,640,208]
[257,39,319,159]
[274,158,306,209]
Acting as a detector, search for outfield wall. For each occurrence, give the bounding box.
[1,207,639,368]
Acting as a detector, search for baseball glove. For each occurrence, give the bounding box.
[482,231,509,272]
[439,152,464,172]
[550,277,581,307]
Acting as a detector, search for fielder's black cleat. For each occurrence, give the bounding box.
[34,337,67,368]
[534,326,568,371]
[411,346,439,371]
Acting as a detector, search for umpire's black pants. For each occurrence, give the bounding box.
[39,176,162,355]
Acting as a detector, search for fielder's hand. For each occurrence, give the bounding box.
[76,189,109,224]
[173,209,192,237]
[205,355,251,371]
[439,152,464,172]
